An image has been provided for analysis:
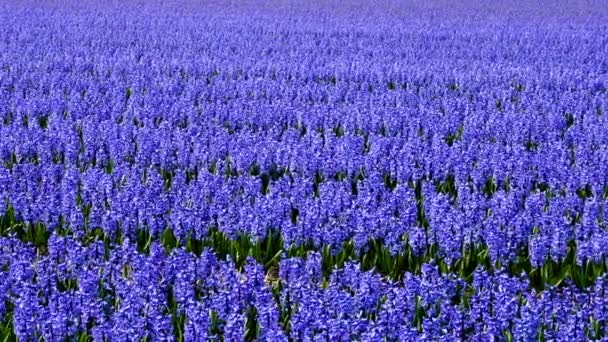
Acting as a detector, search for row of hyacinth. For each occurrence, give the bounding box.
[2,161,608,278]
[2,0,608,339]
[1,235,607,341]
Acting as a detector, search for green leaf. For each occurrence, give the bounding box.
[79,332,91,342]
[161,227,178,252]
[265,249,283,268]
[548,265,570,287]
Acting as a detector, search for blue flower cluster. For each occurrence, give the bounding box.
[1,0,608,339]
[2,236,607,340]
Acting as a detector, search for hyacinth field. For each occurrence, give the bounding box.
[1,0,608,340]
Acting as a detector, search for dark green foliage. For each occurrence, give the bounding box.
[136,227,153,254]
[333,124,344,137]
[564,112,575,129]
[261,173,271,195]
[577,184,594,200]
[162,227,178,252]
[312,171,324,197]
[0,309,16,341]
[166,285,185,342]
[483,176,497,198]
[445,126,464,147]
[362,134,371,155]
[57,278,79,292]
[525,140,539,152]
[37,115,49,129]
[383,173,398,192]
[290,207,299,225]
[245,306,259,342]
[435,174,457,201]
[495,99,503,111]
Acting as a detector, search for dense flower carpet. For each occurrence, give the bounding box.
[1,0,608,340]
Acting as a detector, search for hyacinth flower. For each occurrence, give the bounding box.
[0,235,606,339]
[1,0,608,339]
